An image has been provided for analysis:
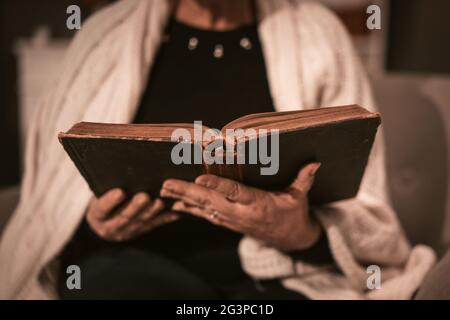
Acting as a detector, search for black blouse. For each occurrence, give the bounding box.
[68,18,333,287]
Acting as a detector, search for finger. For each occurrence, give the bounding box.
[172,201,227,226]
[172,201,243,234]
[142,212,180,230]
[172,201,216,222]
[112,212,179,242]
[194,174,256,204]
[160,179,237,218]
[138,198,165,221]
[93,188,126,220]
[120,193,151,220]
[105,193,150,231]
[289,162,321,195]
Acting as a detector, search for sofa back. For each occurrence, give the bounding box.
[372,75,449,255]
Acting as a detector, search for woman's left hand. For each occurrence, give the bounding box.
[160,162,322,251]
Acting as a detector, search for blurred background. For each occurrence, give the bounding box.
[0,0,449,255]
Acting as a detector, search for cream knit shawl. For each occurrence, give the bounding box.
[0,0,436,299]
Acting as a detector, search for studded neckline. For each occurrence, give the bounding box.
[163,17,258,59]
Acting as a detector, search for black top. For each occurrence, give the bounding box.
[134,18,274,128]
[67,19,333,288]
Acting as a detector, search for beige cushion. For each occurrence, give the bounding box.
[372,75,449,255]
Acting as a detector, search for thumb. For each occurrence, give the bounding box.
[289,162,321,194]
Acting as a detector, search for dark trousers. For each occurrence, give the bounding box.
[58,247,307,300]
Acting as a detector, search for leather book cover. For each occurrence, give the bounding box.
[235,117,381,204]
[61,138,204,198]
[59,106,381,204]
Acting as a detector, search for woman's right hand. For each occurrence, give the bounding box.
[86,188,179,242]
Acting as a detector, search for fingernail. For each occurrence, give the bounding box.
[113,189,124,199]
[172,201,183,211]
[136,193,148,204]
[195,178,208,187]
[310,163,322,176]
[162,181,174,191]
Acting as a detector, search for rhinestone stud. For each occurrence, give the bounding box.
[213,44,224,59]
[188,37,199,50]
[240,37,252,50]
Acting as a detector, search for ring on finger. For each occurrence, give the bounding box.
[210,210,221,221]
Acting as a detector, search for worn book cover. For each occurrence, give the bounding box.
[58,105,381,204]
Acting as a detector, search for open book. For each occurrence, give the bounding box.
[58,105,381,204]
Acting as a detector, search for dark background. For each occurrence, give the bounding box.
[387,0,450,74]
[0,0,109,188]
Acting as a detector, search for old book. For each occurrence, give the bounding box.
[58,105,381,204]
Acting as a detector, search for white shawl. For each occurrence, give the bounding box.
[0,0,436,299]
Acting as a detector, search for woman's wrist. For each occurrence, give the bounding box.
[253,216,322,253]
[286,224,334,265]
[284,217,322,252]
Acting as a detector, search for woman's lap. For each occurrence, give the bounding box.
[59,248,220,299]
[58,248,307,300]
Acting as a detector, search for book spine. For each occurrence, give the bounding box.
[202,153,243,182]
[218,163,243,182]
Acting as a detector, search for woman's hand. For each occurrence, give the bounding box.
[87,189,179,242]
[160,163,322,251]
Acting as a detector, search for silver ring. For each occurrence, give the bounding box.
[210,210,221,220]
